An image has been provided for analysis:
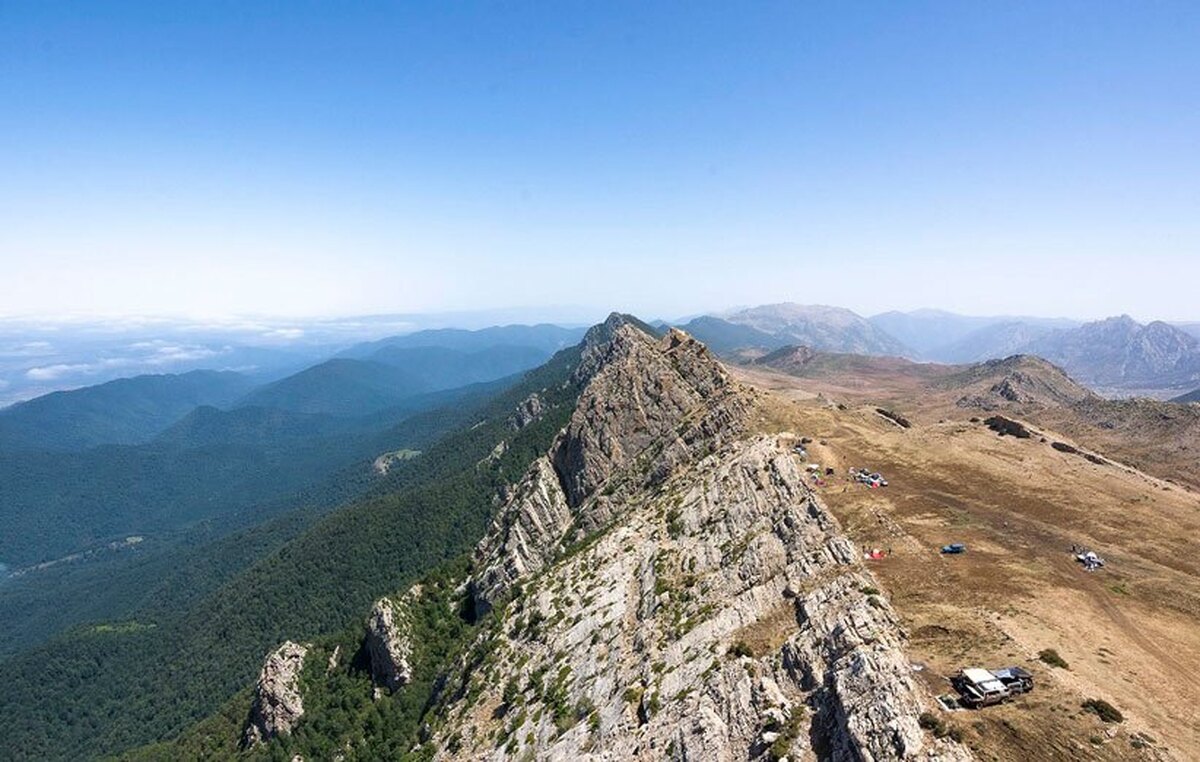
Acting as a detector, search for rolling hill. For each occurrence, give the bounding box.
[0,370,253,452]
[239,345,555,416]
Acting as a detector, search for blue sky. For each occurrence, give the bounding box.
[2,1,1197,321]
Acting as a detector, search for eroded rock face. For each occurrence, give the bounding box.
[365,588,419,693]
[470,316,751,615]
[242,641,309,748]
[551,320,750,513]
[471,457,572,615]
[509,393,547,430]
[431,436,971,761]
[425,317,970,761]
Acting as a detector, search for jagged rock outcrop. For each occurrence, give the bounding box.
[469,315,752,615]
[551,318,751,513]
[365,588,419,694]
[509,392,547,430]
[431,429,969,759]
[242,641,310,748]
[949,355,1095,412]
[472,457,573,614]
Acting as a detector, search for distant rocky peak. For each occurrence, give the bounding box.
[470,315,752,613]
[552,318,748,510]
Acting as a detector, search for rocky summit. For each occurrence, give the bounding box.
[417,316,966,760]
[229,315,973,760]
[226,312,974,758]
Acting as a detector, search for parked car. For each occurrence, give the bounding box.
[954,668,1011,707]
[990,666,1034,695]
[953,667,1034,707]
[941,543,966,554]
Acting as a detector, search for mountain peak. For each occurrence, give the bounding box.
[472,317,752,613]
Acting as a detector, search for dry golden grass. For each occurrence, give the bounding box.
[735,364,1200,761]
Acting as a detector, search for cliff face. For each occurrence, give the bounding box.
[428,317,967,760]
[471,315,751,615]
[364,587,418,694]
[242,641,309,748]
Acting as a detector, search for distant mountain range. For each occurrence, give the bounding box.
[674,303,1200,397]
[1173,387,1200,403]
[721,303,910,355]
[1019,315,1200,393]
[0,323,575,571]
[867,309,1079,361]
[338,323,585,357]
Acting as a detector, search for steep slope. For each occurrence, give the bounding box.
[0,370,253,452]
[145,316,969,761]
[725,303,912,356]
[422,319,962,760]
[0,340,587,761]
[1022,315,1200,394]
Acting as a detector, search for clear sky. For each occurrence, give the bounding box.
[2,1,1198,322]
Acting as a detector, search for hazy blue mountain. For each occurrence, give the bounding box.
[675,315,788,355]
[339,323,586,358]
[869,309,1079,360]
[239,344,551,416]
[1175,322,1200,341]
[931,321,1062,363]
[722,303,911,356]
[868,309,1003,356]
[237,358,435,416]
[1023,315,1200,393]
[0,370,253,452]
[367,344,548,384]
[1172,387,1200,403]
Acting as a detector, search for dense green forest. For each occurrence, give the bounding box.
[0,370,254,452]
[0,344,584,761]
[0,366,524,568]
[0,376,508,657]
[238,344,552,415]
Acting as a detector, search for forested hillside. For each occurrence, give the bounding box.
[0,370,253,452]
[0,380,504,659]
[0,343,585,760]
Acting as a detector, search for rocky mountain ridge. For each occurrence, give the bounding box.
[1022,315,1200,394]
[236,314,969,760]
